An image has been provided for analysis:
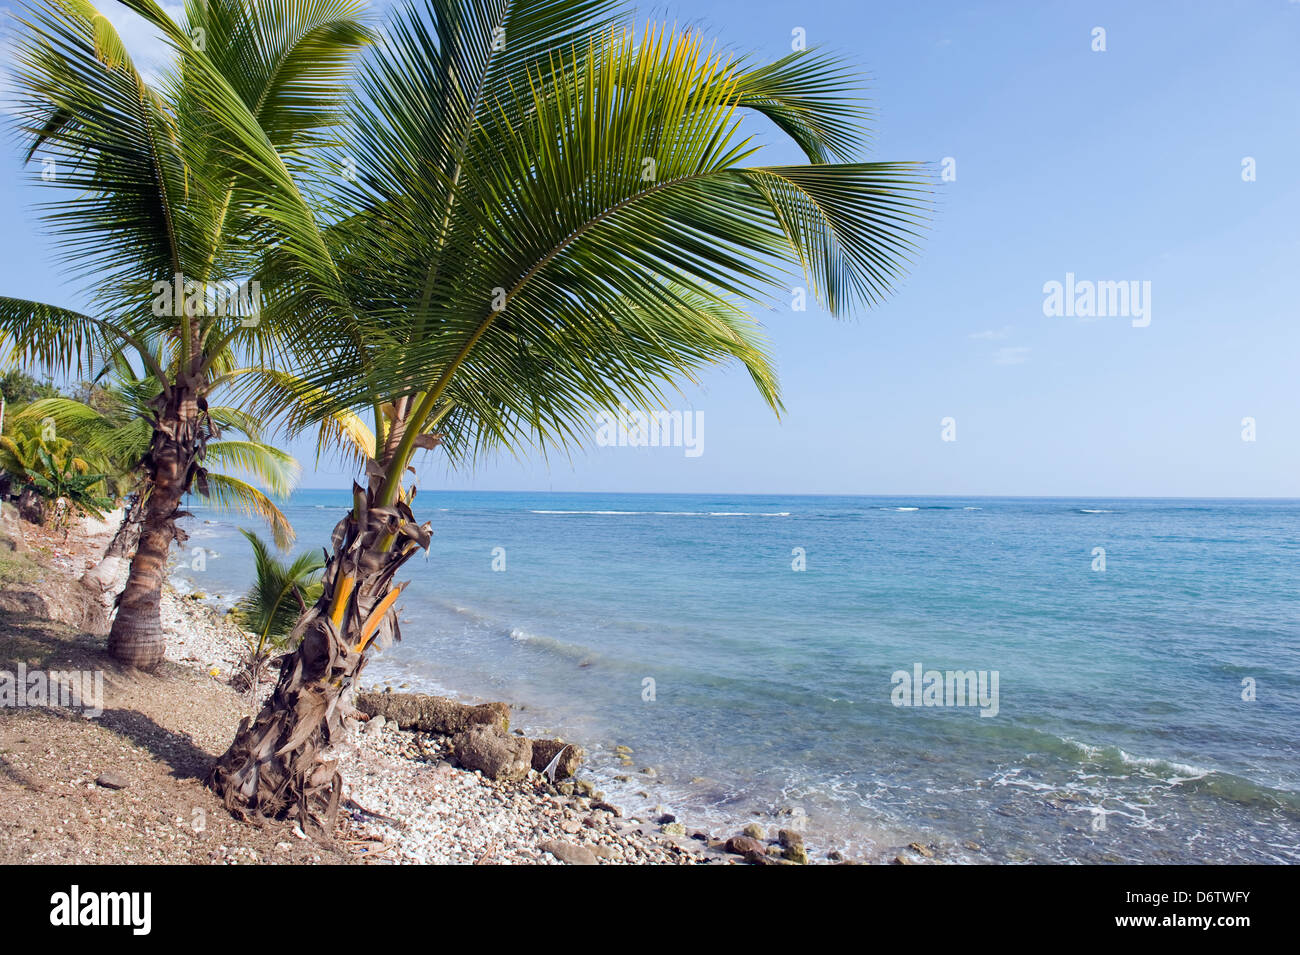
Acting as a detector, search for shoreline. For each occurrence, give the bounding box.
[165,590,854,863]
[170,528,962,866]
[2,510,892,864]
[352,663,892,863]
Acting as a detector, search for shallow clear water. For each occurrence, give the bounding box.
[175,492,1300,863]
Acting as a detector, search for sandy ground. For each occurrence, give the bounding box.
[0,610,355,864]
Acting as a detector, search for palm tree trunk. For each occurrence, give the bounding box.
[79,491,147,599]
[105,491,147,559]
[107,388,202,669]
[210,481,429,832]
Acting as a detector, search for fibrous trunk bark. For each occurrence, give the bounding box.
[210,481,430,834]
[79,491,147,600]
[107,387,204,669]
[104,491,147,559]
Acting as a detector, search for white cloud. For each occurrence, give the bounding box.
[969,325,1012,341]
[993,346,1031,365]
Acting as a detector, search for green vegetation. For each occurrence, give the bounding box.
[0,369,59,407]
[15,363,301,546]
[21,446,114,528]
[0,0,930,831]
[0,551,38,587]
[0,0,369,666]
[233,529,325,659]
[0,419,108,527]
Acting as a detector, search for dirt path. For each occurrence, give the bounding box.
[0,611,355,864]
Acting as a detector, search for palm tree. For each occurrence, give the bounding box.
[0,0,371,667]
[14,361,302,605]
[232,529,325,688]
[204,0,932,833]
[16,363,301,540]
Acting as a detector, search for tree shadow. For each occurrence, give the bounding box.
[93,707,216,783]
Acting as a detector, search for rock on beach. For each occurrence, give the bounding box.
[451,723,533,781]
[356,690,510,735]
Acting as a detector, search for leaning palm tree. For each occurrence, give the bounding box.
[0,0,371,667]
[192,0,932,833]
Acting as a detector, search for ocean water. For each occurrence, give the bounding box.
[174,492,1300,863]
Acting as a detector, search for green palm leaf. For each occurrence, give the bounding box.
[290,18,930,497]
[201,473,296,549]
[203,440,301,498]
[233,528,324,653]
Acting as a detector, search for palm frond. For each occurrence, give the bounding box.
[0,297,115,378]
[192,473,295,549]
[232,527,324,650]
[204,439,302,498]
[290,22,930,473]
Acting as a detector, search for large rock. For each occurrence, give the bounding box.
[530,738,583,779]
[95,772,129,790]
[356,691,509,735]
[724,835,765,856]
[539,839,598,865]
[0,502,25,552]
[780,830,809,865]
[0,581,109,634]
[451,723,533,781]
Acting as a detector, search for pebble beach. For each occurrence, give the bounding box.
[1,509,858,865]
[165,586,822,865]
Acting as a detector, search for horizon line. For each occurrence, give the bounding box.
[274,488,1300,502]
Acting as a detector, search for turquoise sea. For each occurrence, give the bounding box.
[174,492,1300,863]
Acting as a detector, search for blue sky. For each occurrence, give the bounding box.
[2,0,1298,496]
